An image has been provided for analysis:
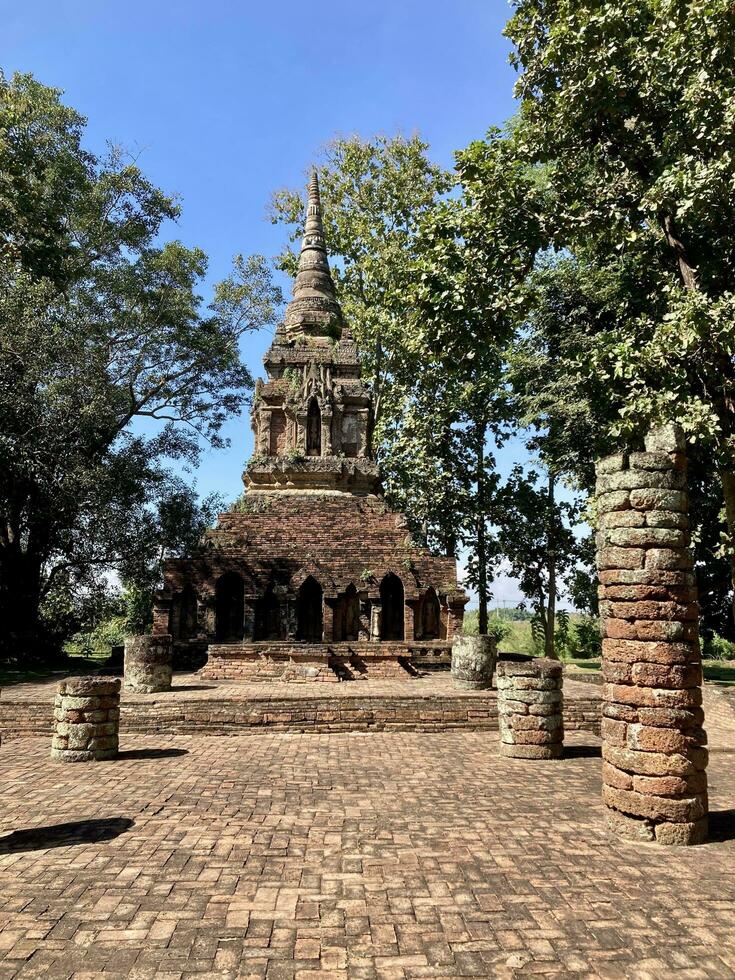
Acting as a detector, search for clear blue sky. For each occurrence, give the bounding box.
[5,1,546,605]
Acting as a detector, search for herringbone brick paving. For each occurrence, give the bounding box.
[1,694,734,978]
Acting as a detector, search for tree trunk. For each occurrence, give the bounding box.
[662,214,698,291]
[476,422,489,635]
[719,469,735,629]
[0,546,46,662]
[545,473,558,659]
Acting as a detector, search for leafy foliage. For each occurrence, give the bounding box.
[505,0,735,620]
[0,72,282,661]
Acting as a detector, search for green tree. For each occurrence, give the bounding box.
[270,135,470,559]
[405,132,546,630]
[270,134,542,632]
[505,0,735,618]
[495,465,587,658]
[0,72,282,662]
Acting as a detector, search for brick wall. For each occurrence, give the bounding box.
[0,690,601,740]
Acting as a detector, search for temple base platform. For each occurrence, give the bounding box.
[0,672,602,739]
[200,640,453,682]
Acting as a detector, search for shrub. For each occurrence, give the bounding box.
[461,610,512,644]
[702,632,735,661]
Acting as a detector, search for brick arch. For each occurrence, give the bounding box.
[290,563,335,594]
[367,567,419,601]
[215,571,245,642]
[379,572,405,641]
[203,565,256,597]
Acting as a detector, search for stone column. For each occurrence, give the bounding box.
[200,594,216,637]
[124,635,173,693]
[596,424,707,845]
[322,411,333,455]
[451,635,497,690]
[322,600,334,642]
[404,601,416,642]
[358,598,370,641]
[258,408,272,455]
[282,594,297,640]
[52,677,121,762]
[295,412,308,454]
[331,406,343,454]
[369,602,382,642]
[497,659,564,758]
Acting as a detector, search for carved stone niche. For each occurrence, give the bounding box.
[341,412,358,458]
[269,409,288,455]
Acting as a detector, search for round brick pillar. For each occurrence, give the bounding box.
[124,634,173,693]
[451,635,497,690]
[496,658,564,758]
[52,677,120,762]
[596,424,708,845]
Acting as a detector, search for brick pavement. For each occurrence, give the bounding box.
[1,697,735,978]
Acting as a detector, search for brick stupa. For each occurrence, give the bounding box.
[154,172,467,681]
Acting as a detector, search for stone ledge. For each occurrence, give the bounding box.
[0,689,601,739]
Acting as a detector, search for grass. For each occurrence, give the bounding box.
[0,651,109,688]
[496,620,539,656]
[703,660,735,686]
[564,658,602,671]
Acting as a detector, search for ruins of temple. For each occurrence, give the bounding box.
[153,171,467,681]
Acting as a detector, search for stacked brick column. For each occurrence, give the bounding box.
[51,677,120,762]
[124,635,173,693]
[497,659,564,758]
[596,424,708,845]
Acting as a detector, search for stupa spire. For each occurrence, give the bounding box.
[284,169,344,341]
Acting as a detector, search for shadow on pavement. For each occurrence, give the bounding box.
[169,685,215,692]
[708,809,735,843]
[117,748,189,760]
[564,745,602,759]
[0,817,134,853]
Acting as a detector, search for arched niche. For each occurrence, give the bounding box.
[296,575,323,641]
[215,572,245,642]
[419,586,441,640]
[175,583,198,639]
[380,573,405,641]
[338,583,360,642]
[254,583,281,640]
[306,398,321,456]
[270,409,287,455]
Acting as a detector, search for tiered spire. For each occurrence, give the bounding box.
[284,170,344,341]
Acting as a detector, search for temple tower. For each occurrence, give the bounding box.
[156,169,467,680]
[247,171,378,495]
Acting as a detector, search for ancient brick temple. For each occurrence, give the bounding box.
[153,172,467,681]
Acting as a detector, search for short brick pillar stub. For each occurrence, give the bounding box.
[124,634,173,693]
[451,634,497,690]
[51,676,121,762]
[496,658,564,759]
[596,424,708,845]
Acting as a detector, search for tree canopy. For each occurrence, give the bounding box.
[0,72,282,660]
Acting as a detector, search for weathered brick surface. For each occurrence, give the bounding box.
[124,634,173,693]
[497,659,564,759]
[596,425,708,845]
[1,697,734,978]
[154,176,468,676]
[450,635,497,690]
[51,676,120,762]
[201,640,439,682]
[0,673,602,739]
